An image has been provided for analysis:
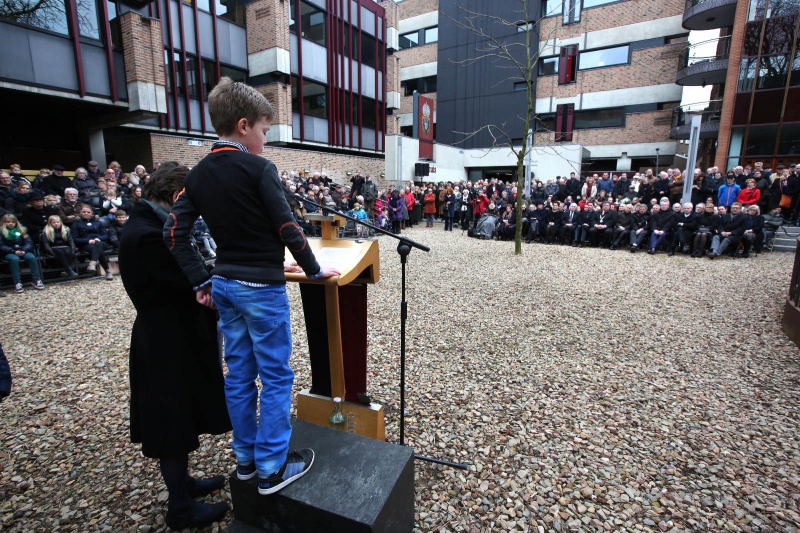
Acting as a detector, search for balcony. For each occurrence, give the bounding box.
[682,0,737,30]
[676,36,731,86]
[669,100,722,140]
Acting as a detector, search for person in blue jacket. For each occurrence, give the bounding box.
[717,174,741,208]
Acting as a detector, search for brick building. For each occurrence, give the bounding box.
[671,0,800,171]
[0,0,389,180]
[382,0,690,181]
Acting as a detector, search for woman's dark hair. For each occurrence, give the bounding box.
[143,161,190,206]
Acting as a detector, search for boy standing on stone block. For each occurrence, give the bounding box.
[165,77,339,496]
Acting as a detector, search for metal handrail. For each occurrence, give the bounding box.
[677,36,732,70]
[671,100,723,128]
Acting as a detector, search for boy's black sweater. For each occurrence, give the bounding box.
[165,149,320,286]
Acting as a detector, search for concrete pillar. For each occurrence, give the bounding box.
[120,12,167,115]
[89,129,107,170]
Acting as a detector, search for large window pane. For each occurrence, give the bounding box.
[399,31,419,49]
[542,0,561,16]
[762,15,796,55]
[758,54,790,89]
[573,108,625,129]
[424,26,438,44]
[778,123,800,155]
[768,0,800,17]
[77,0,100,39]
[745,124,778,155]
[4,0,69,35]
[292,78,327,119]
[300,1,325,46]
[186,56,200,99]
[738,58,757,92]
[202,60,216,99]
[563,0,580,23]
[362,98,377,129]
[539,57,558,75]
[401,75,437,96]
[217,0,245,24]
[791,51,800,85]
[583,0,618,8]
[579,45,629,69]
[220,65,246,83]
[535,114,555,132]
[361,32,376,68]
[748,0,767,19]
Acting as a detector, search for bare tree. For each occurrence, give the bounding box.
[445,0,563,254]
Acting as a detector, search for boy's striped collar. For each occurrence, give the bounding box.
[211,140,250,153]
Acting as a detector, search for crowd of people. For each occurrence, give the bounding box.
[3,159,799,296]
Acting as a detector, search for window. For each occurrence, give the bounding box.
[292,78,327,119]
[573,108,625,129]
[535,114,555,132]
[77,0,100,39]
[424,27,438,44]
[558,45,578,84]
[555,104,574,141]
[361,33,377,68]
[539,57,559,75]
[563,0,580,24]
[579,45,630,70]
[168,53,186,97]
[542,0,561,17]
[583,0,619,7]
[217,0,245,25]
[362,98,378,129]
[3,0,69,35]
[517,20,536,32]
[402,75,437,96]
[400,125,413,137]
[757,54,790,89]
[513,81,529,91]
[745,124,778,155]
[399,31,419,49]
[739,57,757,92]
[289,0,325,45]
[792,51,800,85]
[778,123,800,154]
[186,56,200,99]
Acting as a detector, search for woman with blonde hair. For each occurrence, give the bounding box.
[0,214,45,292]
[40,215,78,277]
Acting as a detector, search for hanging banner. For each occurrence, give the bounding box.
[413,92,434,160]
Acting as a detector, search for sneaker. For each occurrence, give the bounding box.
[257,449,315,495]
[14,282,23,293]
[87,261,97,272]
[105,271,113,280]
[67,268,78,278]
[236,462,257,481]
[31,279,45,290]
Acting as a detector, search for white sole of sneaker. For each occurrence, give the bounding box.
[257,452,314,495]
[237,469,257,481]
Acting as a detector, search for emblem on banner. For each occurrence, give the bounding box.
[422,102,431,136]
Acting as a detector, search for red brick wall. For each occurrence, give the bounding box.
[149,134,386,183]
[539,0,684,41]
[246,0,290,54]
[257,83,292,126]
[120,12,165,86]
[396,43,438,67]
[396,0,438,20]
[400,92,437,114]
[715,4,748,170]
[387,54,401,95]
[534,109,673,146]
[537,44,685,99]
[381,0,398,29]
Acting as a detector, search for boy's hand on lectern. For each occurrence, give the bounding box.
[284,261,302,273]
[317,266,341,279]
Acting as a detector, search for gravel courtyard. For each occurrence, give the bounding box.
[2,227,799,532]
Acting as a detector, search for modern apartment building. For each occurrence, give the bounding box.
[674,0,800,171]
[0,0,388,177]
[383,0,689,182]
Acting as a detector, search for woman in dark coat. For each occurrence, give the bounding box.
[118,162,231,531]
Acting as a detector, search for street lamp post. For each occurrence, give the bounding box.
[655,148,660,174]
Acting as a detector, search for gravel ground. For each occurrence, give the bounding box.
[1,226,800,532]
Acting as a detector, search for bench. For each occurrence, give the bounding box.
[19,169,77,180]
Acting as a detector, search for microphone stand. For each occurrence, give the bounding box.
[296,193,468,470]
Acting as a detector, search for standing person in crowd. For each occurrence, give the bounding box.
[423,188,436,228]
[389,189,404,233]
[565,172,581,200]
[0,214,45,292]
[163,78,340,504]
[350,172,365,198]
[442,187,456,232]
[404,186,416,227]
[40,215,78,277]
[362,175,378,220]
[72,204,113,280]
[768,167,798,220]
[581,176,597,199]
[119,162,232,531]
[471,189,490,228]
[718,174,741,208]
[703,169,722,203]
[654,171,670,200]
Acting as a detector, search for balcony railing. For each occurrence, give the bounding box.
[676,36,731,86]
[683,0,737,30]
[669,100,723,140]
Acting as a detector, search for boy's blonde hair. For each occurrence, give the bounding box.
[208,77,273,136]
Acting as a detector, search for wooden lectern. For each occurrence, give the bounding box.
[286,213,385,440]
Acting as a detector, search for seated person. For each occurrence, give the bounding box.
[40,215,78,277]
[629,203,651,252]
[544,203,563,244]
[193,216,216,257]
[741,205,764,257]
[72,167,100,201]
[691,203,715,257]
[668,202,698,256]
[20,189,48,246]
[4,181,33,217]
[56,188,82,226]
[588,201,617,247]
[108,210,128,253]
[708,203,747,259]
[72,204,113,279]
[574,203,594,247]
[0,214,45,292]
[647,198,676,254]
[99,187,126,228]
[610,203,632,250]
[346,202,370,238]
[560,203,582,245]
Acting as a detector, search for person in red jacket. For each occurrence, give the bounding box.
[423,188,437,227]
[737,178,761,206]
[471,189,490,228]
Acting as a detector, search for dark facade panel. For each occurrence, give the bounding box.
[30,31,79,90]
[81,43,112,97]
[437,0,540,149]
[0,23,36,81]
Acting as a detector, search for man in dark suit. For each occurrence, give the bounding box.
[629,203,651,252]
[560,203,581,245]
[588,201,618,247]
[668,202,699,256]
[708,202,747,258]
[40,165,72,197]
[648,198,676,254]
[574,203,594,247]
[611,203,632,250]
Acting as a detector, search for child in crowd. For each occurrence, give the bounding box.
[40,215,78,277]
[0,214,45,292]
[108,209,127,252]
[193,216,217,258]
[347,202,370,238]
[164,77,339,511]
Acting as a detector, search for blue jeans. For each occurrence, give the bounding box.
[650,231,670,251]
[212,277,293,477]
[4,253,41,282]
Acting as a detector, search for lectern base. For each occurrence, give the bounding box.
[229,419,414,532]
[296,389,385,441]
